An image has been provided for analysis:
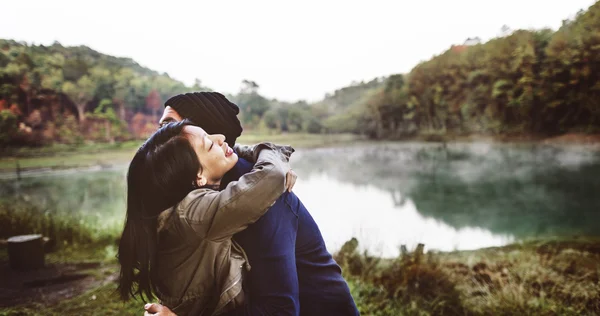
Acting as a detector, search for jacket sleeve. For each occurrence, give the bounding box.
[233,143,288,163]
[182,142,294,242]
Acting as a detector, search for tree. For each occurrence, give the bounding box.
[240,79,259,94]
[0,39,205,145]
[191,78,210,92]
[235,80,271,126]
[145,89,162,122]
[40,68,64,91]
[287,106,305,132]
[0,110,19,146]
[63,58,89,82]
[87,99,123,142]
[113,68,135,120]
[61,75,96,123]
[89,67,114,101]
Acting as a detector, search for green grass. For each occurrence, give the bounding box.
[0,141,141,171]
[1,141,142,158]
[336,238,600,316]
[0,151,135,171]
[441,238,600,315]
[0,133,363,172]
[0,199,121,247]
[2,237,599,315]
[0,282,142,316]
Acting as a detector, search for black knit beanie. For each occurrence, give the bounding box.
[164,92,243,146]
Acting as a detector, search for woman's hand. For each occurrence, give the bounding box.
[286,169,297,192]
[144,303,177,316]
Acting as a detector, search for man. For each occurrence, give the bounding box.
[145,92,359,316]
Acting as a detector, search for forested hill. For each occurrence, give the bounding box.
[0,38,383,146]
[239,1,600,139]
[0,39,210,145]
[1,1,600,147]
[335,1,600,138]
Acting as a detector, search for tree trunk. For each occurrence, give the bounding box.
[105,120,113,143]
[8,234,45,270]
[114,100,126,121]
[119,103,126,121]
[76,103,86,123]
[425,103,434,131]
[25,91,31,117]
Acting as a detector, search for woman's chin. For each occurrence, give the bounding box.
[229,154,239,166]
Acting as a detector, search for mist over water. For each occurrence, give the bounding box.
[290,142,600,256]
[1,142,599,257]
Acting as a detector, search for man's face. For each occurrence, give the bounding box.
[159,106,183,128]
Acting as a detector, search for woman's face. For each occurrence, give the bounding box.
[184,125,238,185]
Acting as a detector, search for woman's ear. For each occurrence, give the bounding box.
[196,173,207,187]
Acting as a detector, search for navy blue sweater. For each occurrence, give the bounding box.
[224,157,359,316]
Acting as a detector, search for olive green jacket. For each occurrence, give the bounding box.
[154,142,294,316]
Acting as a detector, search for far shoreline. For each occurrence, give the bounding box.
[394,132,600,145]
[1,132,599,175]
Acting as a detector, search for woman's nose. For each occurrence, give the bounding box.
[210,134,226,145]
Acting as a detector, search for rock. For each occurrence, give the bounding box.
[7,234,45,270]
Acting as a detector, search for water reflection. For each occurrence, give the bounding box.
[0,168,127,240]
[293,174,514,257]
[290,142,600,255]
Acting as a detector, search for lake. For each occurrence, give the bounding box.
[2,142,599,257]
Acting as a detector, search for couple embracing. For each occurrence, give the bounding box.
[118,92,359,316]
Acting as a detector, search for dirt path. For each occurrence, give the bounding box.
[0,260,117,308]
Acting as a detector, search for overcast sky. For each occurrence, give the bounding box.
[1,0,596,102]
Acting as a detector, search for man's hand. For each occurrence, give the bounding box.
[144,303,177,316]
[286,169,297,192]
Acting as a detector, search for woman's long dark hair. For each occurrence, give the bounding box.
[118,120,201,301]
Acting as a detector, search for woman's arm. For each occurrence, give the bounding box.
[236,143,297,192]
[182,142,294,242]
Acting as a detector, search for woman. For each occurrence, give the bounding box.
[118,119,295,315]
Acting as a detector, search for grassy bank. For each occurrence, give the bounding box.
[2,237,598,315]
[0,141,141,172]
[0,243,139,316]
[0,133,363,172]
[0,199,118,247]
[0,282,141,316]
[337,238,600,316]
